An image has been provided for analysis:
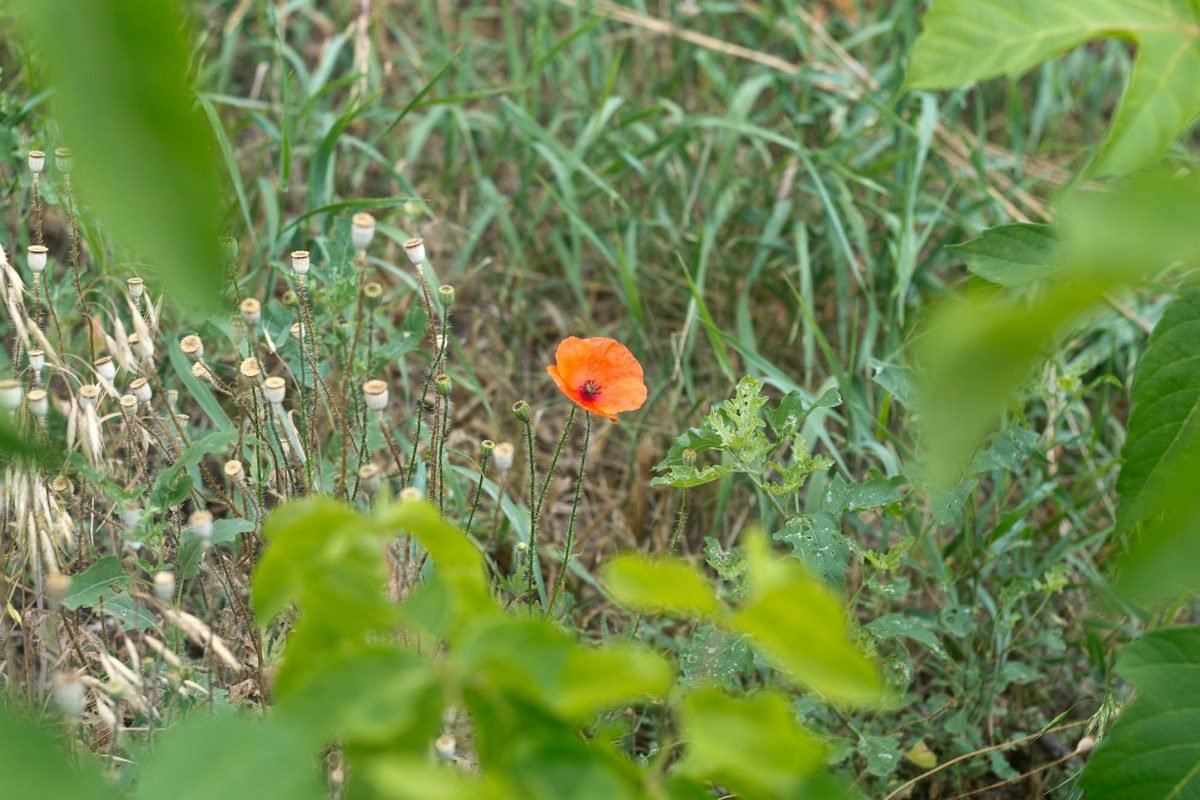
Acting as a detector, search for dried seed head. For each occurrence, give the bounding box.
[435,373,452,397]
[438,284,455,308]
[122,500,142,528]
[127,276,145,300]
[358,463,381,493]
[27,245,48,274]
[153,571,176,601]
[351,212,376,251]
[45,573,71,607]
[28,149,45,174]
[290,250,310,277]
[512,400,531,423]
[239,297,262,326]
[363,281,384,307]
[404,237,426,265]
[239,357,262,380]
[435,734,457,760]
[53,672,86,717]
[54,147,73,173]
[129,332,154,360]
[29,349,46,374]
[481,439,496,458]
[263,376,286,405]
[78,384,100,407]
[119,394,137,415]
[400,487,422,502]
[493,442,515,471]
[51,475,72,494]
[130,377,152,404]
[290,321,304,340]
[94,356,116,382]
[189,510,214,541]
[229,316,247,346]
[179,334,203,361]
[27,389,48,417]
[362,379,389,412]
[0,379,22,410]
[190,362,212,383]
[223,460,244,481]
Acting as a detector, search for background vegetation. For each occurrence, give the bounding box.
[0,0,1198,798]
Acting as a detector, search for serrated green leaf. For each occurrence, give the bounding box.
[62,556,129,610]
[866,613,947,660]
[1081,625,1200,799]
[679,626,752,690]
[650,463,732,489]
[764,386,842,440]
[1116,287,1200,600]
[947,224,1063,287]
[906,0,1200,176]
[603,556,720,616]
[823,473,907,513]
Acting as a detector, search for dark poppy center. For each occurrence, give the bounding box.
[580,380,602,401]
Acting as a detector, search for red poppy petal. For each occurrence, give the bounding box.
[547,364,581,404]
[597,376,647,415]
[585,338,643,385]
[553,336,592,386]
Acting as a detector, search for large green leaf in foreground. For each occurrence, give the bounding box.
[1082,625,1200,799]
[18,0,225,306]
[906,0,1200,176]
[1115,286,1200,599]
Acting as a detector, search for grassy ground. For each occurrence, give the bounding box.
[0,0,1154,796]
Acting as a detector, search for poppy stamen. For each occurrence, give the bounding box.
[580,380,602,401]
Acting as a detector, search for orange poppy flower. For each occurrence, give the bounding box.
[547,336,647,422]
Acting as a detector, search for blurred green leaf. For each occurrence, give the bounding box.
[675,687,826,798]
[603,556,720,616]
[18,0,225,306]
[906,0,1200,176]
[136,713,323,800]
[1081,625,1200,798]
[679,626,752,690]
[0,711,109,800]
[360,757,513,800]
[62,556,128,611]
[730,534,883,707]
[1116,286,1200,599]
[946,223,1062,287]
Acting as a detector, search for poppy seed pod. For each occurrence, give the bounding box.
[153,571,176,601]
[512,400,531,423]
[239,358,262,380]
[122,500,142,528]
[363,281,384,308]
[0,380,22,410]
[435,735,457,760]
[127,277,145,301]
[52,672,86,717]
[263,376,286,405]
[27,245,48,274]
[94,356,116,383]
[78,384,100,407]
[362,379,389,412]
[481,439,496,459]
[190,362,212,383]
[290,250,310,277]
[351,212,376,251]
[290,322,304,341]
[400,487,422,503]
[223,459,244,481]
[493,442,515,471]
[282,290,298,307]
[130,377,152,405]
[404,237,426,265]
[435,374,452,397]
[358,463,382,493]
[129,333,154,361]
[29,349,45,375]
[27,389,48,418]
[682,448,697,467]
[179,335,203,361]
[189,510,214,541]
[239,297,262,326]
[28,149,45,174]
[119,394,137,416]
[54,147,73,174]
[438,284,455,308]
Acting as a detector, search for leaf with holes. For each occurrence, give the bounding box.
[947,223,1063,287]
[907,0,1200,176]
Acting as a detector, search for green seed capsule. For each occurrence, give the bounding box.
[512,400,531,422]
[435,374,453,397]
[438,284,456,308]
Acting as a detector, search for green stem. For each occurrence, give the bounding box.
[523,418,538,610]
[548,411,590,614]
[668,488,689,554]
[464,454,490,539]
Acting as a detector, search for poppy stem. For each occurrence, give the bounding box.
[464,450,491,539]
[668,488,688,554]
[522,417,540,610]
[548,411,590,614]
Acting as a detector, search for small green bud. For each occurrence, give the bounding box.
[438,284,456,308]
[281,290,298,307]
[364,281,384,308]
[435,373,453,397]
[682,448,697,467]
[512,400,531,422]
[481,439,496,458]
